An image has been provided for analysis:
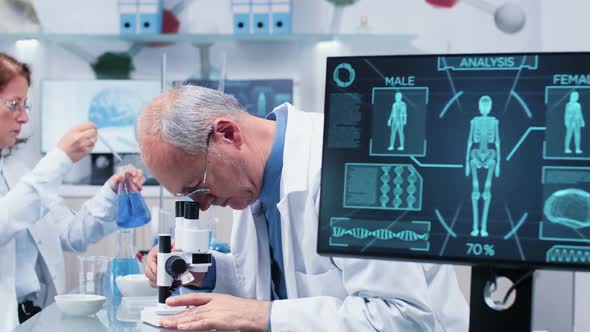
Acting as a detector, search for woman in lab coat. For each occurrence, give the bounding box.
[0,53,144,330]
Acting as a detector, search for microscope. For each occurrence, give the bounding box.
[141,201,212,326]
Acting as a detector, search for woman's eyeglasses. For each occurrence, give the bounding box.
[0,98,30,114]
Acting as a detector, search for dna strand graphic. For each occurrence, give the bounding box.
[546,246,590,263]
[407,168,418,209]
[332,226,429,241]
[380,166,391,207]
[392,166,404,208]
[344,163,422,211]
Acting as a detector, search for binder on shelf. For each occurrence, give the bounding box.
[270,0,291,34]
[118,0,163,35]
[138,0,163,34]
[119,1,138,34]
[232,0,251,35]
[251,0,270,34]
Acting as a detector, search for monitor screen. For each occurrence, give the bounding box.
[41,80,160,153]
[318,52,590,270]
[182,79,293,118]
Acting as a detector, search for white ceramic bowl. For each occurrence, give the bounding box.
[116,274,157,297]
[54,294,106,316]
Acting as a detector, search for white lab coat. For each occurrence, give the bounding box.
[211,104,469,331]
[0,149,118,331]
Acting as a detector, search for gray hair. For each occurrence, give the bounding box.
[139,85,245,155]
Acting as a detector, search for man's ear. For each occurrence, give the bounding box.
[211,118,242,148]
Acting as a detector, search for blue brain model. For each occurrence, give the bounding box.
[544,188,590,229]
[88,88,146,128]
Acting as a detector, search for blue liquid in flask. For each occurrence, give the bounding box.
[117,192,150,228]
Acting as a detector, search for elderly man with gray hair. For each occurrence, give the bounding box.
[137,85,469,332]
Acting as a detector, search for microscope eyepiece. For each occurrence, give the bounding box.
[184,201,199,220]
[175,201,186,218]
[159,235,171,253]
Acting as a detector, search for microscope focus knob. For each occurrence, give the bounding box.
[165,256,188,277]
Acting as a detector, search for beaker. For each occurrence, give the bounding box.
[78,256,110,296]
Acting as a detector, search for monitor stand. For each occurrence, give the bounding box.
[469,265,535,332]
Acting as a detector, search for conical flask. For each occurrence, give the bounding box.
[117,173,151,228]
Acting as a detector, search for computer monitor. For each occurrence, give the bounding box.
[182,79,293,118]
[318,52,590,271]
[41,80,161,154]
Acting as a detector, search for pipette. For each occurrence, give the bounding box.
[97,133,123,163]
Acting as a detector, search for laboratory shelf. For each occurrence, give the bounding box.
[0,32,415,45]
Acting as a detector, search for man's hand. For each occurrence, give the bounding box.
[57,122,98,162]
[161,294,270,332]
[107,166,144,192]
[145,245,206,288]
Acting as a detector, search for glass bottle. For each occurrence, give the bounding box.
[105,228,141,303]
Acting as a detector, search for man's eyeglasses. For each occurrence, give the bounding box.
[0,98,30,114]
[172,133,212,198]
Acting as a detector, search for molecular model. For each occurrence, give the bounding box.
[426,0,526,34]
